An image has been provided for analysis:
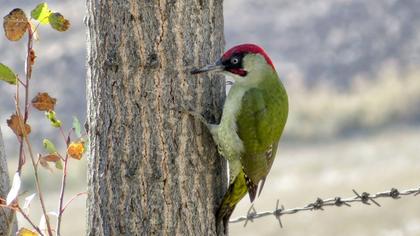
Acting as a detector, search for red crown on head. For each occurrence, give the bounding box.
[222,44,275,69]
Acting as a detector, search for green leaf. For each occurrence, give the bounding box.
[45,111,62,128]
[42,139,57,154]
[55,159,63,170]
[0,63,17,85]
[48,12,70,32]
[51,119,62,128]
[31,3,52,24]
[72,116,82,138]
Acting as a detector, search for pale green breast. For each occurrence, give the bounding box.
[208,83,248,184]
[213,84,246,161]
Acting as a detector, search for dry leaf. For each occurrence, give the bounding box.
[3,8,29,41]
[7,114,31,137]
[17,228,37,236]
[42,154,60,162]
[39,157,53,172]
[29,49,36,66]
[31,92,56,111]
[67,142,85,160]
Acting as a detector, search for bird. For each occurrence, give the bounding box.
[190,43,288,233]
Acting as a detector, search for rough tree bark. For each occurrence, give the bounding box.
[0,128,17,236]
[86,1,226,235]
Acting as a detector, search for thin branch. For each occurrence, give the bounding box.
[16,75,26,87]
[56,153,69,236]
[61,192,87,214]
[56,126,71,235]
[59,127,67,145]
[16,205,44,236]
[229,186,420,226]
[15,82,25,174]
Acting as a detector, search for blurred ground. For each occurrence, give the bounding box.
[1,1,420,235]
[231,125,420,236]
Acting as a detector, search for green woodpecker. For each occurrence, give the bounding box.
[191,44,288,231]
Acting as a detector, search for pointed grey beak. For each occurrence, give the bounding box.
[190,59,224,74]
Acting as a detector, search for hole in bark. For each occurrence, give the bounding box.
[145,53,159,68]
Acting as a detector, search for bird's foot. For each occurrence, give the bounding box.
[172,105,213,128]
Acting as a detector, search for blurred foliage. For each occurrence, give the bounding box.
[285,64,420,141]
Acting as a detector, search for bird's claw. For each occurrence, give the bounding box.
[171,105,210,126]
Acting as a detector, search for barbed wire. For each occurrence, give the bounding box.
[229,186,420,227]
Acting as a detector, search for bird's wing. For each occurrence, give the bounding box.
[236,87,286,202]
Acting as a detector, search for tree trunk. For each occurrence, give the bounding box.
[0,128,17,236]
[85,1,226,235]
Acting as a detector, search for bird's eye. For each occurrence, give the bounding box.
[231,57,240,65]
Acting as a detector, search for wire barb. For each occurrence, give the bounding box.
[229,186,420,225]
[274,200,284,228]
[243,204,257,227]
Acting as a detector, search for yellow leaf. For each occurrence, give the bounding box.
[31,3,52,24]
[67,142,85,160]
[17,227,38,236]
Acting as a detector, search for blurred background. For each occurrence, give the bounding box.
[1,0,420,235]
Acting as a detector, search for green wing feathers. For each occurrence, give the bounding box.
[236,81,288,201]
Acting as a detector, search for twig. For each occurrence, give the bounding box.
[61,192,87,214]
[15,82,25,174]
[16,205,44,236]
[56,153,69,236]
[229,186,420,225]
[56,125,72,235]
[59,127,67,145]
